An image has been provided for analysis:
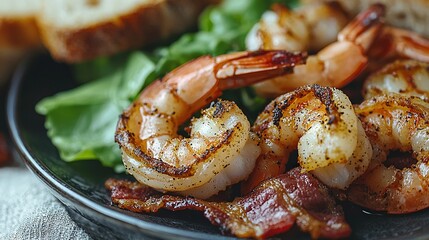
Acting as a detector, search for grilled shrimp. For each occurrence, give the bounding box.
[246,2,348,53]
[348,94,429,213]
[248,4,384,97]
[115,50,306,199]
[363,60,429,101]
[241,85,372,194]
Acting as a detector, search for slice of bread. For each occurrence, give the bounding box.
[37,0,219,62]
[0,1,41,49]
[0,1,43,84]
[302,0,429,38]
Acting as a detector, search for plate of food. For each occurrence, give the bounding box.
[6,0,429,239]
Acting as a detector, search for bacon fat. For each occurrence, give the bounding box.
[105,168,351,239]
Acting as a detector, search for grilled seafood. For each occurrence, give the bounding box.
[241,85,372,194]
[246,2,348,53]
[363,60,429,101]
[248,4,384,97]
[115,50,306,199]
[348,94,429,213]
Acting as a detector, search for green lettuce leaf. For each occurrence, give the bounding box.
[36,52,156,169]
[36,0,298,171]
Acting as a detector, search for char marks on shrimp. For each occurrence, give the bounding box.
[115,50,306,199]
[242,84,371,193]
[348,94,429,214]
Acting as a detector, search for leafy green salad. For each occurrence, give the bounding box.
[36,0,298,172]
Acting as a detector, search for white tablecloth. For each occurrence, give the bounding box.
[0,160,92,240]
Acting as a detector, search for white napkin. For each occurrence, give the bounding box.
[0,165,92,240]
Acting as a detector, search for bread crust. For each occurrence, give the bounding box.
[38,0,219,62]
[0,17,41,49]
[0,15,41,83]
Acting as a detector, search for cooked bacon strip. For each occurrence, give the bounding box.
[105,168,351,239]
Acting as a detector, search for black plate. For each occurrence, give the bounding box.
[7,54,429,240]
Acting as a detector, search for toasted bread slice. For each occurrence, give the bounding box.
[302,0,429,38]
[37,0,219,62]
[0,1,43,84]
[0,1,41,49]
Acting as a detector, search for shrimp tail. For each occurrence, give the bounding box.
[397,36,429,62]
[338,3,385,50]
[216,50,307,90]
[369,24,429,62]
[388,27,429,62]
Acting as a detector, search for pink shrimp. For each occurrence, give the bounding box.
[363,59,429,101]
[241,85,372,194]
[249,4,385,97]
[115,50,306,199]
[348,94,429,214]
